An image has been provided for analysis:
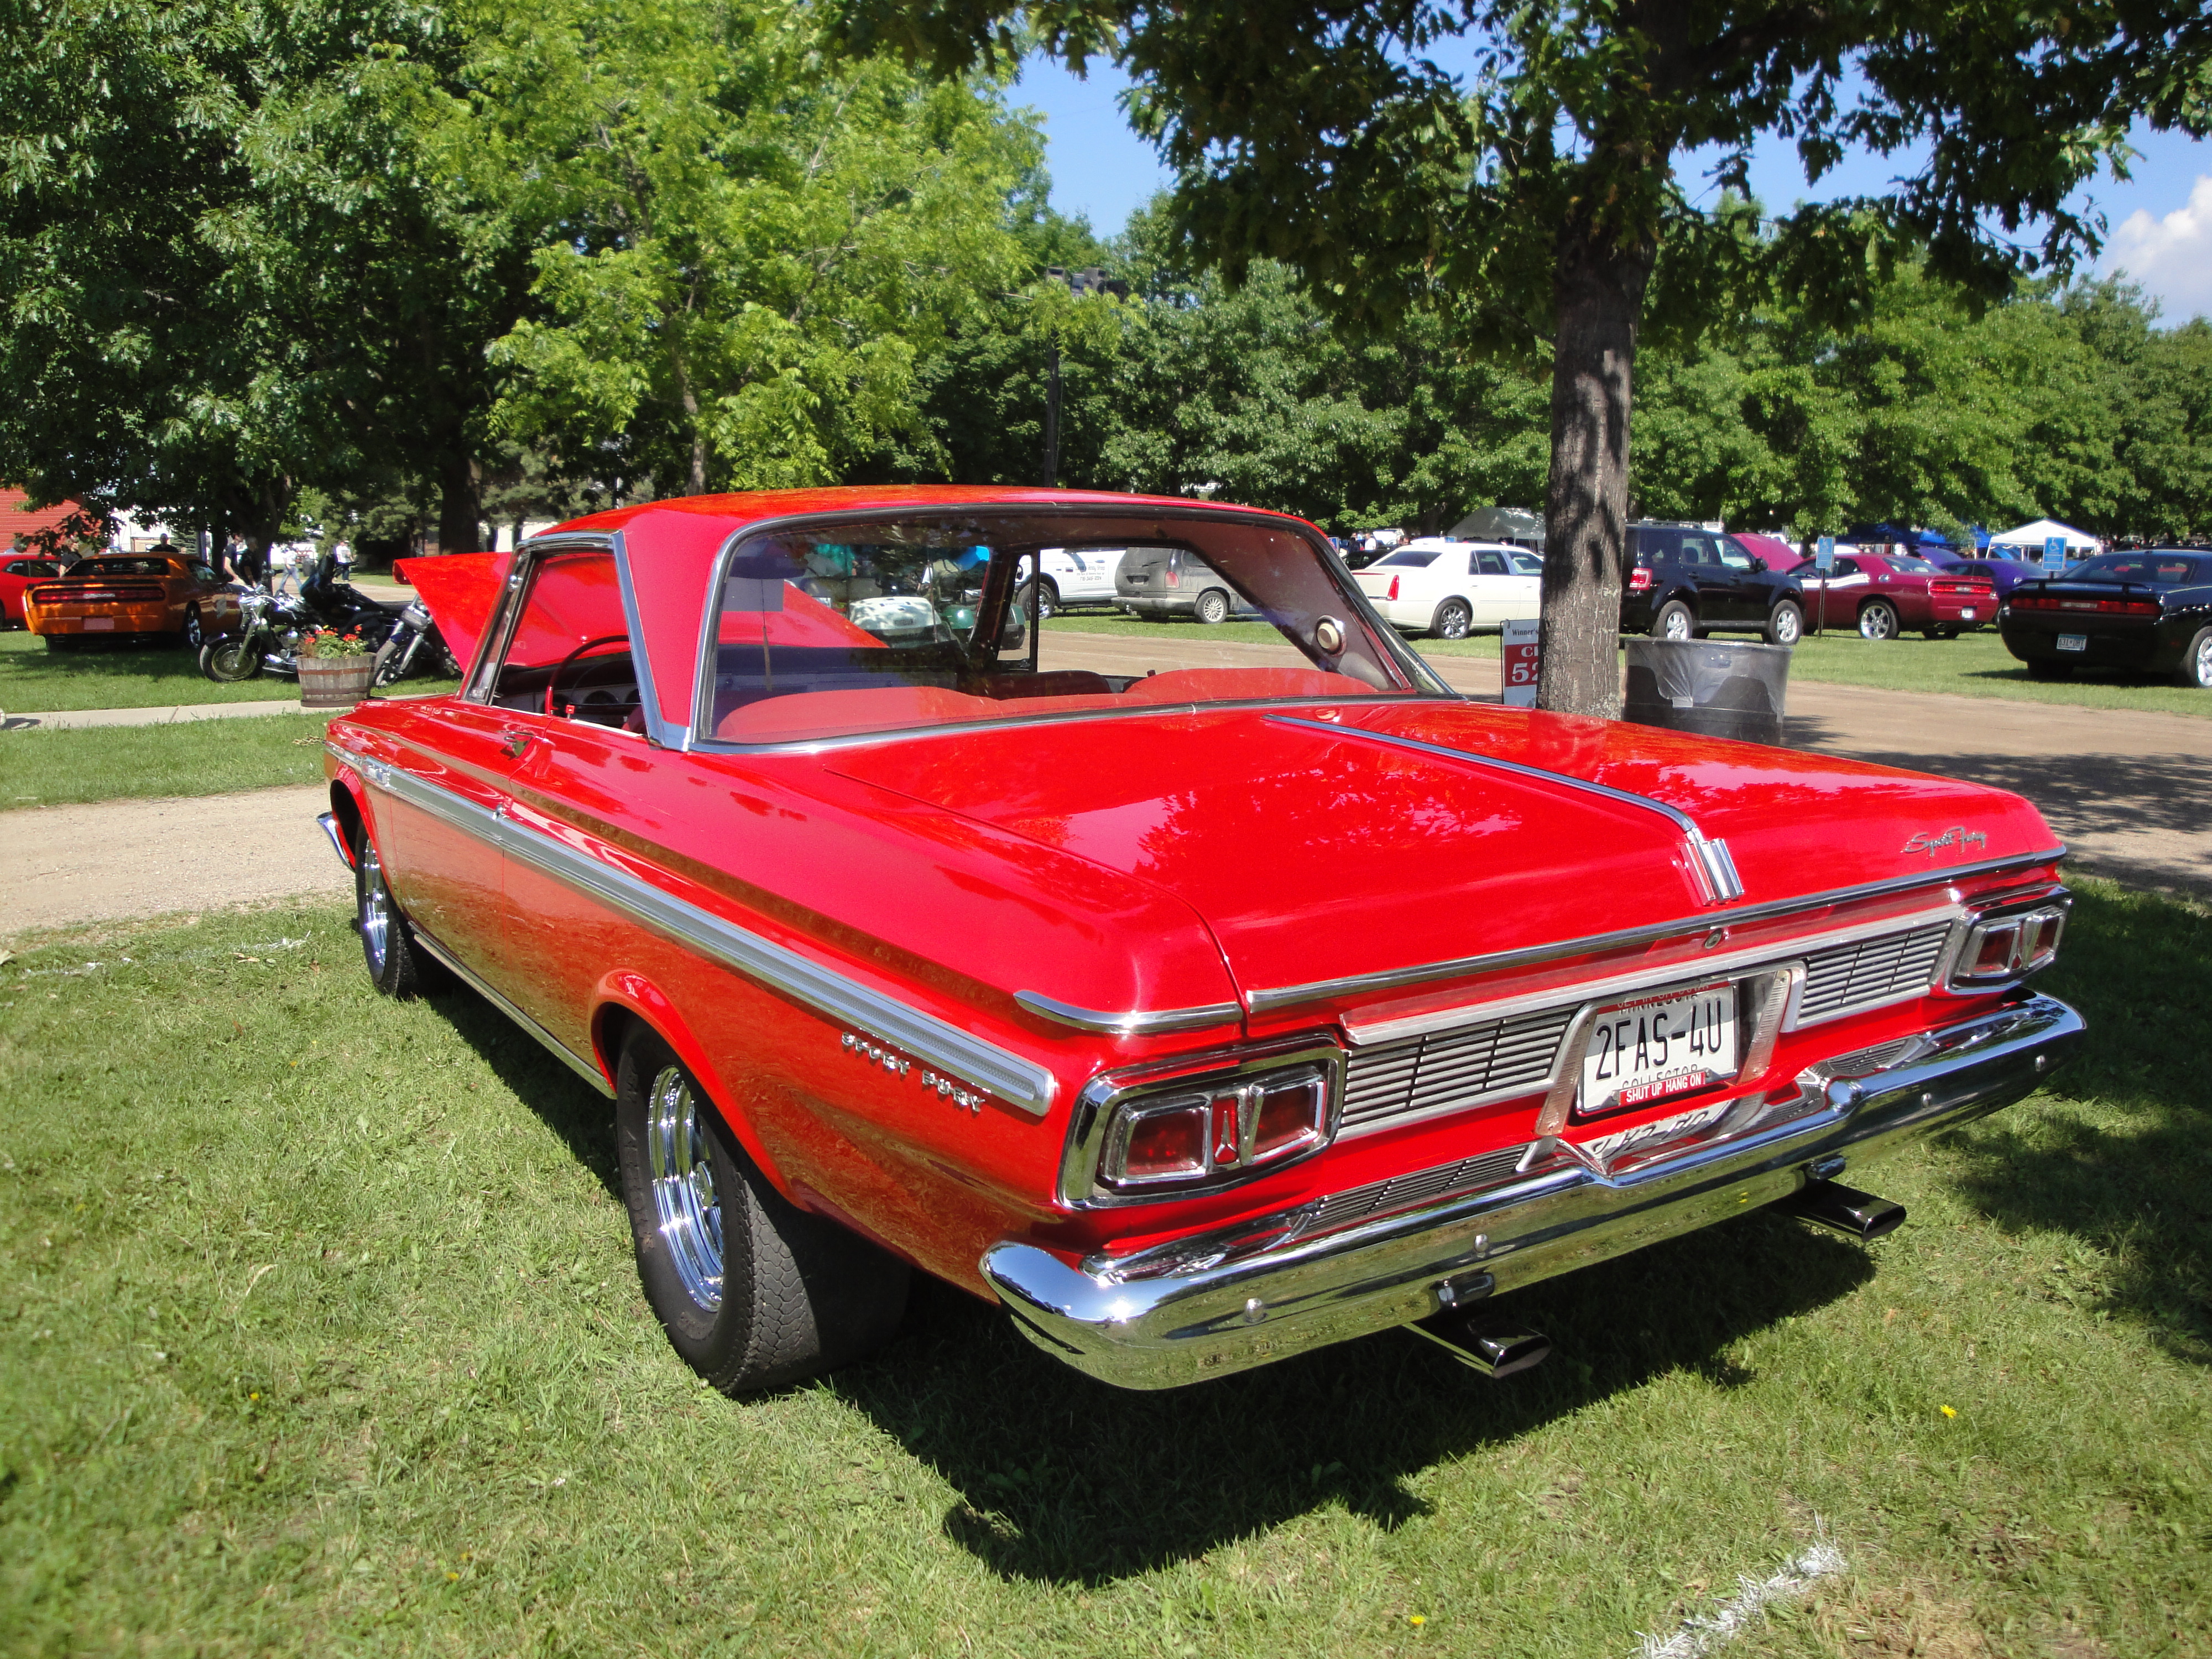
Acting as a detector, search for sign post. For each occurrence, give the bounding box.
[1501,618,1540,708]
[1815,535,1835,636]
[2042,534,2068,575]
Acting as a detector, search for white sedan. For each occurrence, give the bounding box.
[1352,539,1543,638]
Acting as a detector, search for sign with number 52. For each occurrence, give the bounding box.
[1502,618,1540,708]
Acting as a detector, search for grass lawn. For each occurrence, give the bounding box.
[2,883,2204,1657]
[0,713,341,811]
[0,630,304,712]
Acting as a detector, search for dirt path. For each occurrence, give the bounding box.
[0,784,347,938]
[4,638,2201,938]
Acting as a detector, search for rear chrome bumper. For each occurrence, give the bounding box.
[984,993,2082,1389]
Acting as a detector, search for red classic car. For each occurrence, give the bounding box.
[22,552,240,649]
[319,488,2081,1392]
[1789,551,1997,640]
[1,554,64,627]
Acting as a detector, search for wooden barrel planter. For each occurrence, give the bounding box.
[298,656,375,709]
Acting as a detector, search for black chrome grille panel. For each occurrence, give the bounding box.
[1796,924,1951,1025]
[1341,1007,1576,1131]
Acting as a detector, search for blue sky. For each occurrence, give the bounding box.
[1013,54,2212,322]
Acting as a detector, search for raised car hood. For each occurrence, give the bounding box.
[829,701,2058,1009]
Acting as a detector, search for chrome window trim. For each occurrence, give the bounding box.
[606,528,685,751]
[466,531,619,707]
[1268,714,1745,905]
[1013,990,1244,1035]
[1342,904,1960,1046]
[684,502,1455,750]
[1251,848,2065,1016]
[343,745,1056,1116]
[1056,1040,1346,1207]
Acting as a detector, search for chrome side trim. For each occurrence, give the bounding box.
[315,811,355,871]
[1014,990,1245,1035]
[324,738,391,790]
[607,528,687,752]
[410,930,615,1098]
[984,993,2084,1389]
[356,752,1057,1117]
[1342,904,1959,1046]
[1270,714,1746,905]
[1250,847,2067,1016]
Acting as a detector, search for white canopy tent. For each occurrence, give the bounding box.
[1988,518,2101,557]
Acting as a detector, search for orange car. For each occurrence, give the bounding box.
[23,554,241,650]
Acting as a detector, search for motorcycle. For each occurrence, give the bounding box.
[198,550,401,683]
[369,597,460,685]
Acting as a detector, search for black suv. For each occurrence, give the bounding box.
[1620,523,1804,645]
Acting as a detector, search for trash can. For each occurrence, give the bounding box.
[1622,638,1791,745]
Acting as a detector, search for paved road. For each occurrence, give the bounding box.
[3,634,2201,938]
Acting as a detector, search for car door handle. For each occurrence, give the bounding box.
[499,730,534,759]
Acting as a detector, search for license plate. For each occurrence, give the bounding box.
[1580,982,1736,1117]
[81,616,114,630]
[1960,608,1976,619]
[2058,633,2087,651]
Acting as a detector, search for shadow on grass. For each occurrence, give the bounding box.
[833,1213,1875,1585]
[0,633,207,690]
[422,972,621,1198]
[1940,884,2212,1367]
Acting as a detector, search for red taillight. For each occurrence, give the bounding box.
[1164,550,1182,588]
[1949,900,2068,988]
[30,582,164,603]
[1120,1102,1209,1182]
[2012,594,2158,617]
[1250,1071,1331,1163]
[1629,566,1653,592]
[1387,575,1401,601]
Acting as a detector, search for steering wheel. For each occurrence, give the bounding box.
[545,634,631,718]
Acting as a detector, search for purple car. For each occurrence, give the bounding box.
[1923,547,2038,596]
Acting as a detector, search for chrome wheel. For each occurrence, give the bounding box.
[1434,599,1471,640]
[358,838,391,977]
[1657,602,1695,641]
[2193,631,2212,689]
[1769,603,1802,646]
[645,1066,723,1311]
[1859,601,1898,641]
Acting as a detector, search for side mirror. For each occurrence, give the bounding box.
[1749,556,1767,572]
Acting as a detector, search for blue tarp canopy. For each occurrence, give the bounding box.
[1848,523,1954,549]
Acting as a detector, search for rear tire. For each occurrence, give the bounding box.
[181,607,205,650]
[200,637,261,681]
[1858,599,1899,641]
[2177,627,2212,690]
[41,634,77,652]
[615,1028,908,1394]
[1766,600,1803,648]
[1194,588,1232,625]
[354,827,437,998]
[1652,600,1695,641]
[1431,597,1473,640]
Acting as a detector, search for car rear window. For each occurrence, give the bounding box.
[1371,549,1441,568]
[79,558,174,576]
[2068,554,2200,586]
[698,510,1442,745]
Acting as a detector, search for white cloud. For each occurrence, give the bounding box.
[2104,174,2212,322]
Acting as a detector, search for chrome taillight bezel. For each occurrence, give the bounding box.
[1945,890,2069,990]
[1057,1041,1346,1207]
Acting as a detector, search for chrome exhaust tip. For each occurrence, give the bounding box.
[1778,1178,1907,1241]
[1409,1309,1553,1379]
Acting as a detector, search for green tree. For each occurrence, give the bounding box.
[845,0,2212,714]
[484,0,1041,497]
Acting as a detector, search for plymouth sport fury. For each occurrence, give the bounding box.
[318,487,2083,1392]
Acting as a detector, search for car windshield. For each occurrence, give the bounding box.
[1370,549,1441,568]
[2063,553,2200,586]
[699,510,1444,745]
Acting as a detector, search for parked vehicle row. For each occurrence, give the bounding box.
[1352,540,1542,638]
[1787,552,1996,640]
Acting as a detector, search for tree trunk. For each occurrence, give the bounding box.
[1538,218,1657,719]
[674,352,707,495]
[439,451,482,555]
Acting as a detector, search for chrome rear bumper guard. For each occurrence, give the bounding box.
[984,993,2082,1389]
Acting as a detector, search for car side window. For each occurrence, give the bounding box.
[1476,552,1507,576]
[479,550,644,731]
[1676,536,1712,567]
[1715,539,1755,571]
